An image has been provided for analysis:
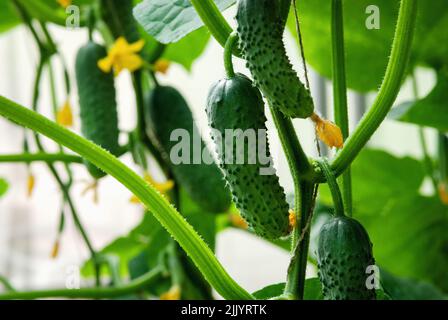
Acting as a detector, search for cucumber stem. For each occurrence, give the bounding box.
[316,158,345,217]
[224,32,238,78]
[331,0,352,217]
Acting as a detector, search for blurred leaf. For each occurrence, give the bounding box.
[389,71,448,131]
[290,0,448,92]
[163,28,210,70]
[0,178,8,198]
[133,0,235,44]
[253,283,284,300]
[320,149,448,291]
[303,278,324,300]
[381,269,447,300]
[0,1,20,34]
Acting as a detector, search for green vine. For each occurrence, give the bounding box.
[0,153,82,164]
[0,96,253,300]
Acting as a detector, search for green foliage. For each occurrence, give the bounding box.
[75,42,120,178]
[133,0,234,44]
[207,73,290,239]
[318,216,376,300]
[100,0,140,42]
[389,70,448,131]
[0,1,20,34]
[252,279,323,300]
[145,85,231,213]
[236,0,313,119]
[320,149,448,292]
[0,178,8,198]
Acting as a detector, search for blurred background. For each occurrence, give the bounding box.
[0,7,438,295]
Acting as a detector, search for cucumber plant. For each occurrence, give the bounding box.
[2,0,443,303]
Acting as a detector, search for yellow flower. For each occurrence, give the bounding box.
[160,285,181,300]
[229,213,248,230]
[288,209,297,229]
[438,183,448,205]
[57,0,72,8]
[130,172,174,204]
[154,59,171,74]
[311,113,344,149]
[56,100,73,127]
[98,37,145,76]
[27,172,35,198]
[51,240,60,259]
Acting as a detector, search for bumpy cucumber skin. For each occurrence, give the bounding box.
[101,0,140,42]
[236,0,314,119]
[75,42,120,178]
[318,216,376,300]
[206,73,290,239]
[145,86,231,214]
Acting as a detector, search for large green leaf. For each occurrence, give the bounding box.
[381,269,447,300]
[252,278,323,300]
[133,0,235,44]
[320,149,448,291]
[0,178,8,198]
[290,0,448,92]
[0,1,20,34]
[389,70,448,131]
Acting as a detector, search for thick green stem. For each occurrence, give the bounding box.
[329,0,417,179]
[0,267,163,300]
[0,96,253,300]
[190,0,240,57]
[331,0,352,216]
[0,153,82,164]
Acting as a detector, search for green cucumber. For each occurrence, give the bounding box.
[144,85,231,214]
[75,42,120,178]
[317,215,376,300]
[236,0,314,119]
[206,73,290,239]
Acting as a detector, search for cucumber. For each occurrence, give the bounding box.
[145,85,231,214]
[236,0,314,119]
[75,42,120,178]
[317,216,376,300]
[206,73,290,239]
[100,0,140,42]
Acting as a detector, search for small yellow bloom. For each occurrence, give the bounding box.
[98,37,145,76]
[81,180,99,204]
[56,100,73,127]
[311,113,344,149]
[229,213,248,229]
[27,172,35,198]
[57,0,72,8]
[154,59,171,74]
[51,240,60,259]
[130,172,174,204]
[288,209,297,229]
[438,183,448,205]
[160,285,181,300]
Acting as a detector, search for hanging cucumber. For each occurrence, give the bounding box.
[236,0,314,119]
[144,85,231,214]
[100,0,140,42]
[315,159,376,300]
[75,42,120,178]
[206,73,290,239]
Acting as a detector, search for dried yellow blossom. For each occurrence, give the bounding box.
[160,285,181,300]
[51,240,60,259]
[438,183,448,205]
[229,213,248,230]
[56,100,73,127]
[57,0,72,8]
[311,113,344,149]
[98,37,145,76]
[288,209,297,229]
[154,59,171,74]
[27,172,35,198]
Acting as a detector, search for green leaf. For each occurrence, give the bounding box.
[381,269,447,300]
[303,278,324,300]
[389,71,448,131]
[252,283,284,300]
[163,28,210,70]
[133,0,235,44]
[0,178,8,198]
[0,1,20,34]
[252,278,323,300]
